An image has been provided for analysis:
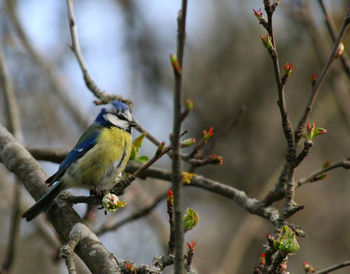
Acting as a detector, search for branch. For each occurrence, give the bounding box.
[316,260,350,274]
[26,147,282,224]
[65,0,129,105]
[263,1,295,157]
[58,228,81,274]
[171,1,188,272]
[297,158,350,187]
[294,4,350,144]
[127,164,281,224]
[262,0,297,215]
[26,146,67,163]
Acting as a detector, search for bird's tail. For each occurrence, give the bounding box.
[22,181,65,222]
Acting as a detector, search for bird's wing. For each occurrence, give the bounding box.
[46,125,102,185]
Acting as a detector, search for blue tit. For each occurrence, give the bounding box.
[23,100,135,221]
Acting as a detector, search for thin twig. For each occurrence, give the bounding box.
[263,1,295,156]
[65,0,129,105]
[294,4,350,145]
[96,191,167,236]
[297,158,350,187]
[316,260,350,274]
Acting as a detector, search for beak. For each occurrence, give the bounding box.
[129,121,136,127]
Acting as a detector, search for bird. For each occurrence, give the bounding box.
[23,100,136,221]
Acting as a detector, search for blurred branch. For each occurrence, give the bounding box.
[171,1,188,272]
[318,0,350,79]
[95,191,167,236]
[0,39,22,274]
[294,4,350,144]
[65,0,129,105]
[0,40,22,140]
[5,0,88,129]
[1,181,21,273]
[26,146,67,163]
[316,259,350,274]
[288,2,350,132]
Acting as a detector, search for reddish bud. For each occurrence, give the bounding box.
[203,127,215,141]
[186,240,197,251]
[322,160,330,169]
[260,34,273,50]
[125,263,136,273]
[283,62,293,77]
[303,262,316,273]
[168,190,174,205]
[156,141,165,156]
[259,253,266,266]
[253,8,263,20]
[311,73,317,85]
[212,155,223,165]
[304,122,327,141]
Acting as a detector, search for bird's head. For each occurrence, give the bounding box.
[95,100,136,132]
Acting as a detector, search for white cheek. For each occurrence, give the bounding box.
[104,114,128,129]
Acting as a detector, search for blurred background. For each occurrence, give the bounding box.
[0,0,350,273]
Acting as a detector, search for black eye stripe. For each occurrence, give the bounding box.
[116,114,127,120]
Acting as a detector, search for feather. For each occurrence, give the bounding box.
[22,181,65,222]
[46,125,102,186]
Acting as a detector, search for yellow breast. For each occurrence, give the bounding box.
[64,127,132,188]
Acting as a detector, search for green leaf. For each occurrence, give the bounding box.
[129,146,137,160]
[183,208,199,232]
[136,155,148,164]
[130,133,147,160]
[133,133,146,149]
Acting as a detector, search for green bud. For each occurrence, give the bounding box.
[102,193,126,213]
[273,225,300,253]
[183,208,199,232]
